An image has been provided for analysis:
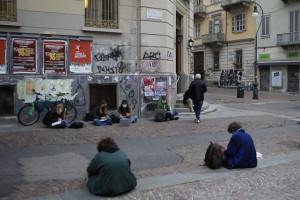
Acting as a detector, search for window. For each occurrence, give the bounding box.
[232,13,246,32]
[195,23,201,38]
[209,19,221,34]
[195,0,202,6]
[213,52,219,69]
[0,0,16,21]
[289,9,300,41]
[234,50,243,69]
[261,15,270,37]
[85,0,119,29]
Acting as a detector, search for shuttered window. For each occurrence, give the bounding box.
[85,0,119,29]
[232,13,246,32]
[261,15,270,37]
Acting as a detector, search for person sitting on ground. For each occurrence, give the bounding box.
[93,100,112,126]
[87,137,137,196]
[157,96,179,120]
[223,122,257,168]
[42,103,68,128]
[118,100,137,123]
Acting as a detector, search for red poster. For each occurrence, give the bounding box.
[12,38,37,73]
[43,40,66,75]
[0,38,6,65]
[143,77,155,97]
[69,41,91,64]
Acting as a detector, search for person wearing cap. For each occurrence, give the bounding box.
[188,73,207,123]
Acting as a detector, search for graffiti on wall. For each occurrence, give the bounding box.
[94,46,136,74]
[17,79,74,102]
[141,50,161,73]
[219,69,242,87]
[167,51,173,61]
[119,76,138,110]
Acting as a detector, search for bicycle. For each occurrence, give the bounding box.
[17,89,77,126]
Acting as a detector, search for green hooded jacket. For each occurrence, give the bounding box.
[87,149,137,196]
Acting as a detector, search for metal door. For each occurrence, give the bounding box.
[0,86,14,116]
[89,84,117,113]
[259,66,270,91]
[287,66,299,93]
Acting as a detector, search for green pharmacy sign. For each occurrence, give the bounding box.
[258,54,270,60]
[286,52,299,59]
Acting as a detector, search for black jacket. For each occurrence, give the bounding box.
[188,79,207,102]
[42,108,62,127]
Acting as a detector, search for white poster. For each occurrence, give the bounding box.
[271,71,282,87]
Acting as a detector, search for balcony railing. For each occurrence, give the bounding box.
[221,0,251,9]
[277,32,300,46]
[202,33,224,44]
[194,5,206,17]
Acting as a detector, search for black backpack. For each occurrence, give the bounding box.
[204,142,223,169]
[69,121,84,129]
[110,114,120,123]
[154,112,166,122]
[83,113,95,121]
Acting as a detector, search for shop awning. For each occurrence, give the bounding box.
[258,60,300,66]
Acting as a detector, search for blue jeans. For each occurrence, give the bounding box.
[93,118,112,126]
[193,100,203,120]
[166,110,178,120]
[120,116,138,123]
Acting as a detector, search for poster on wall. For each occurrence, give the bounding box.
[143,77,155,97]
[155,77,167,96]
[12,38,37,73]
[43,40,66,75]
[0,38,7,74]
[271,71,282,87]
[69,40,92,73]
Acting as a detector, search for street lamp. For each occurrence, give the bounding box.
[188,38,194,48]
[252,3,264,100]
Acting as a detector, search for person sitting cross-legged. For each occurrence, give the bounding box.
[157,96,179,120]
[118,100,138,123]
[93,100,112,126]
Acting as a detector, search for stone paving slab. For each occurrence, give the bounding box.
[24,151,300,200]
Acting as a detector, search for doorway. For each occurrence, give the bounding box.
[89,84,117,113]
[259,66,270,92]
[194,52,205,80]
[176,12,182,93]
[287,66,299,93]
[0,86,14,116]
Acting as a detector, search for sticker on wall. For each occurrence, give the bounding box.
[69,40,92,73]
[0,38,7,74]
[143,77,155,97]
[43,40,66,75]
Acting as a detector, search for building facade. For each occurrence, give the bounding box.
[256,0,300,93]
[193,0,256,88]
[0,0,194,119]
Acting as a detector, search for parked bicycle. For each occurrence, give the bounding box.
[18,89,77,126]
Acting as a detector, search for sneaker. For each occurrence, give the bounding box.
[197,120,200,123]
[174,117,179,120]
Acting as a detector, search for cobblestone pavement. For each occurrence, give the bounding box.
[1,87,300,200]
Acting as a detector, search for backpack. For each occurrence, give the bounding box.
[204,142,223,169]
[69,121,84,129]
[110,114,120,123]
[154,112,166,122]
[83,113,95,121]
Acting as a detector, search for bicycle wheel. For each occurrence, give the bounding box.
[18,104,40,126]
[65,104,77,123]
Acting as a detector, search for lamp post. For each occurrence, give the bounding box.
[252,3,264,100]
[188,38,194,75]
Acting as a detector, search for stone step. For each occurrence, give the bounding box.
[178,104,217,116]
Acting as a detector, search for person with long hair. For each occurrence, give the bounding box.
[87,137,137,196]
[42,103,68,128]
[93,100,112,126]
[118,100,137,123]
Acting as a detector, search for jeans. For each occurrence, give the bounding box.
[120,116,138,123]
[193,100,203,120]
[166,110,178,120]
[93,118,112,126]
